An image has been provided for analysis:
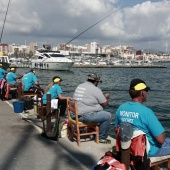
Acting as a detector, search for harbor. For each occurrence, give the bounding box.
[4,56,168,69]
[1,42,170,71]
[9,65,170,138]
[1,48,169,70]
[9,64,168,69]
[1,65,170,169]
[72,64,167,68]
[0,0,170,169]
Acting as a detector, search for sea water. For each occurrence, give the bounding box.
[17,62,170,138]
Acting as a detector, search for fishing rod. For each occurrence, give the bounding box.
[58,7,123,51]
[0,0,11,43]
[110,118,170,125]
[158,118,170,121]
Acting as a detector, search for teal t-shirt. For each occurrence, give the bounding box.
[0,68,6,80]
[22,72,38,91]
[115,102,165,156]
[6,72,17,83]
[42,84,62,104]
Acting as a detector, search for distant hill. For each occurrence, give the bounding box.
[133,48,164,55]
[143,49,164,55]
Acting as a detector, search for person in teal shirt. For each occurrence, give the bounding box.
[115,78,170,157]
[0,64,6,80]
[42,76,71,117]
[21,69,43,96]
[6,68,23,84]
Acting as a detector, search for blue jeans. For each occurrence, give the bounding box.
[79,111,111,139]
[152,138,170,157]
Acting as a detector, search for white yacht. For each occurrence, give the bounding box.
[30,50,74,71]
[0,54,11,70]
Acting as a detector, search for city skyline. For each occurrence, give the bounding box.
[0,0,170,52]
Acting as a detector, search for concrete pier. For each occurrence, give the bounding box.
[0,99,115,170]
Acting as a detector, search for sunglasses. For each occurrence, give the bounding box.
[143,88,148,92]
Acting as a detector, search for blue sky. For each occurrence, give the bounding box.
[0,0,170,52]
[122,0,160,7]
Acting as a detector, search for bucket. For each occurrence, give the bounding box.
[13,101,25,113]
[22,97,33,110]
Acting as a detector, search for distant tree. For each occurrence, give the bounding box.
[19,51,23,58]
[9,53,14,58]
[14,51,18,58]
[28,50,34,58]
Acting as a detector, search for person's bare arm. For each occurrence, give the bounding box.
[100,93,110,108]
[58,94,72,100]
[155,133,165,144]
[17,75,23,79]
[34,81,40,87]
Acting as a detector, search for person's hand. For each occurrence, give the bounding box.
[68,97,72,100]
[104,93,110,100]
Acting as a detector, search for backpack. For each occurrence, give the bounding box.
[21,96,34,110]
[115,126,151,170]
[92,151,126,170]
[0,79,9,100]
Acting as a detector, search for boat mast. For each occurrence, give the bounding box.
[0,0,11,43]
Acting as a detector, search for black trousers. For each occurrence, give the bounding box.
[29,86,44,93]
[29,86,44,97]
[58,99,67,117]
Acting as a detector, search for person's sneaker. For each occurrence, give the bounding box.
[89,134,95,140]
[99,138,111,144]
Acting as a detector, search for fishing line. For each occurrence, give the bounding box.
[58,7,124,51]
[42,7,123,58]
[0,0,11,43]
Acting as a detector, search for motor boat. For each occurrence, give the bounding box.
[0,54,11,70]
[30,50,74,71]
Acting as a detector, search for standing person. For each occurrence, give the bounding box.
[42,76,71,117]
[21,69,44,96]
[114,78,170,157]
[73,73,111,144]
[0,64,6,80]
[6,67,23,85]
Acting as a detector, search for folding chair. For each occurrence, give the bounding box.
[67,98,99,146]
[116,125,170,170]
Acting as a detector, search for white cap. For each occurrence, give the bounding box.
[121,140,131,149]
[120,122,133,149]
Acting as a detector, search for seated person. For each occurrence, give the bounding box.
[21,69,44,96]
[42,76,71,117]
[6,68,23,86]
[73,73,111,144]
[115,78,170,157]
[0,64,6,80]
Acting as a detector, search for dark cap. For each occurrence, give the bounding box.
[130,78,150,91]
[53,76,63,83]
[30,69,35,73]
[87,73,102,83]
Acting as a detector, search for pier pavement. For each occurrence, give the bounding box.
[0,99,115,170]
